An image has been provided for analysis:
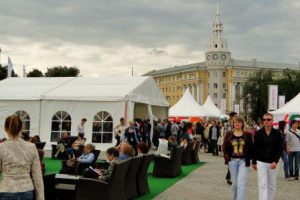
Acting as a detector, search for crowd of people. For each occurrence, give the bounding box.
[0,112,299,200]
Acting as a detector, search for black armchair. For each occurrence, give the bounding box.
[75,159,131,200]
[60,149,101,175]
[125,156,143,200]
[152,146,184,177]
[75,149,101,175]
[137,154,154,195]
[43,173,56,200]
[191,140,200,163]
[181,141,194,165]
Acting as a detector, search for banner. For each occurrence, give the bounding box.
[278,95,285,108]
[220,98,226,113]
[7,57,13,78]
[234,104,240,115]
[268,85,278,111]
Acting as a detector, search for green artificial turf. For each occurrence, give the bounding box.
[44,158,204,200]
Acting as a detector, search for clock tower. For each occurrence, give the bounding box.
[205,0,231,108]
[205,0,231,66]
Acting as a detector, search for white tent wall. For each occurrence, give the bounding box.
[40,100,126,150]
[134,103,149,120]
[0,100,41,138]
[152,105,168,120]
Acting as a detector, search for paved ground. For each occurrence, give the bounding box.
[154,152,300,200]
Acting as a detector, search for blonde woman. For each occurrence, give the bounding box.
[0,116,44,200]
[223,117,253,200]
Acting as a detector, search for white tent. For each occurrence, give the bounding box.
[169,89,211,117]
[271,93,300,122]
[0,76,168,150]
[203,95,227,118]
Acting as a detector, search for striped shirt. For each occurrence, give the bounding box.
[286,129,300,152]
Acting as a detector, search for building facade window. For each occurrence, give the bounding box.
[92,111,113,143]
[223,72,226,77]
[15,110,30,136]
[214,72,217,78]
[223,93,226,98]
[208,83,210,89]
[213,93,218,98]
[213,83,218,88]
[51,111,71,142]
[223,83,226,89]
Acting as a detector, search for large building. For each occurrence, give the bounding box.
[145,2,300,113]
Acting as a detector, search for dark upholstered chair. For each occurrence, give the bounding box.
[125,156,143,200]
[137,154,154,196]
[75,149,101,175]
[60,150,101,175]
[35,142,46,150]
[43,173,56,200]
[152,146,184,177]
[181,141,194,165]
[75,159,131,200]
[191,140,200,163]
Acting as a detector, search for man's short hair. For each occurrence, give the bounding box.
[290,120,298,126]
[263,113,273,119]
[82,118,87,122]
[229,112,237,118]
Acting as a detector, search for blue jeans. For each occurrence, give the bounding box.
[281,150,289,178]
[228,158,249,200]
[0,190,34,200]
[289,151,300,177]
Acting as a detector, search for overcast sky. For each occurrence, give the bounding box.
[0,0,299,77]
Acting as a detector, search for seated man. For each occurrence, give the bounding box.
[83,147,119,182]
[55,131,72,158]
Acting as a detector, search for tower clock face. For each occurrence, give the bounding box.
[221,54,226,60]
[207,55,211,60]
[213,54,218,60]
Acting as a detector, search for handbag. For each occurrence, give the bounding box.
[66,159,76,167]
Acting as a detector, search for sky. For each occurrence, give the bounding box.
[0,0,299,77]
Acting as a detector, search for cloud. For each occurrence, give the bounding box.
[0,0,299,77]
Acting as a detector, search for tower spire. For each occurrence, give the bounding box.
[216,0,220,22]
[206,0,228,52]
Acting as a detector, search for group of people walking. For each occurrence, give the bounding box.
[222,113,300,200]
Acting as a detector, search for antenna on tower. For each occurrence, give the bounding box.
[131,66,133,76]
[216,0,220,21]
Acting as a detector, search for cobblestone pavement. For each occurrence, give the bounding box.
[154,152,299,200]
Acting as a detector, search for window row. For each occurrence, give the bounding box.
[14,110,114,144]
[157,72,198,84]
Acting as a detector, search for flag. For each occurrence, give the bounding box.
[23,65,27,77]
[7,56,13,78]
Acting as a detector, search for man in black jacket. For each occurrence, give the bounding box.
[209,120,220,156]
[252,113,282,200]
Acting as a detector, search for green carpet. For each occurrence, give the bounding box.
[44,158,204,199]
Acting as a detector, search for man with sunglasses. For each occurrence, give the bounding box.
[252,113,283,200]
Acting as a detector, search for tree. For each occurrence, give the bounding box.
[243,69,300,122]
[275,69,300,102]
[243,70,274,122]
[45,66,80,77]
[0,65,18,80]
[27,68,44,77]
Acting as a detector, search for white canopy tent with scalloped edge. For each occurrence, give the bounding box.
[169,88,211,119]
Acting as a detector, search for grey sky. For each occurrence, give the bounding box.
[0,0,299,76]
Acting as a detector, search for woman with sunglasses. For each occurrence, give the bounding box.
[223,116,254,200]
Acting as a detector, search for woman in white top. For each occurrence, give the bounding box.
[0,115,44,200]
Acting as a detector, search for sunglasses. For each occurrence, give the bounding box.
[263,118,272,121]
